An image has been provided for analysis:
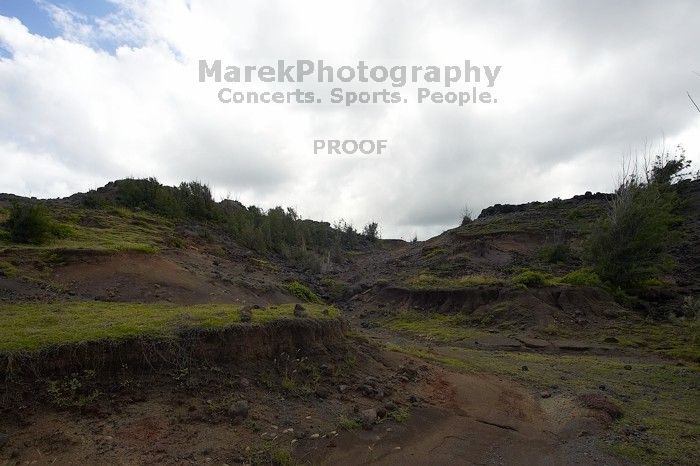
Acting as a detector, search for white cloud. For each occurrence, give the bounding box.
[0,1,698,239]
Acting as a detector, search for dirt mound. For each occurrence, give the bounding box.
[46,249,293,305]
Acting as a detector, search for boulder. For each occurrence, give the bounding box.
[227,400,249,419]
[360,408,377,428]
[294,304,307,317]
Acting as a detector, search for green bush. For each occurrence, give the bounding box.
[362,222,380,241]
[286,281,322,303]
[588,150,690,290]
[5,203,53,244]
[339,416,362,430]
[588,181,679,289]
[558,268,603,287]
[320,277,349,301]
[538,243,571,264]
[511,270,551,287]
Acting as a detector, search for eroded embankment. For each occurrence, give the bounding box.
[0,318,349,382]
[376,285,623,328]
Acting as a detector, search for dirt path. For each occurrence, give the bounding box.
[310,367,627,466]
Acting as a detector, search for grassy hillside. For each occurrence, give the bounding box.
[0,302,337,352]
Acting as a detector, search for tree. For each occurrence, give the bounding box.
[588,148,691,289]
[362,222,380,241]
[460,205,473,226]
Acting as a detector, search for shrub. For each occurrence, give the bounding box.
[511,270,551,287]
[461,205,473,226]
[588,149,689,290]
[558,268,603,287]
[588,179,679,289]
[286,281,322,303]
[320,277,349,301]
[362,222,380,241]
[339,416,361,431]
[5,203,53,244]
[681,296,699,319]
[389,406,411,423]
[539,243,571,264]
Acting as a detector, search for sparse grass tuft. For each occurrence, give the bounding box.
[389,406,410,423]
[0,260,18,277]
[339,416,362,430]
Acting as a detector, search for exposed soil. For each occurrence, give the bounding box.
[0,332,629,466]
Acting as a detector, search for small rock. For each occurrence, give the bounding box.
[361,384,376,397]
[338,384,348,394]
[578,393,623,419]
[361,408,377,428]
[315,386,331,399]
[624,365,632,371]
[540,391,552,399]
[239,306,253,322]
[310,433,320,439]
[294,304,307,317]
[598,384,606,391]
[227,400,249,419]
[521,365,529,372]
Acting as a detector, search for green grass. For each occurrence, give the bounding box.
[0,302,339,352]
[339,416,362,431]
[383,310,492,342]
[388,406,410,423]
[0,260,18,277]
[406,273,505,290]
[0,206,171,253]
[510,269,552,287]
[386,342,699,465]
[320,277,349,301]
[601,319,700,363]
[406,269,604,291]
[386,306,699,364]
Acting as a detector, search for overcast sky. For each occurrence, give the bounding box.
[1,0,698,239]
